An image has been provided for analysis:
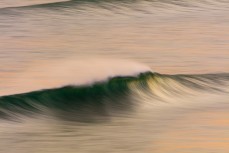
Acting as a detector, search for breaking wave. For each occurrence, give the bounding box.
[0,71,228,122]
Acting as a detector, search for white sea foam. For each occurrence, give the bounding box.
[0,58,151,96]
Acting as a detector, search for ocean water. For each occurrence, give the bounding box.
[0,0,229,152]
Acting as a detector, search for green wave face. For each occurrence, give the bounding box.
[0,72,152,122]
[0,72,228,122]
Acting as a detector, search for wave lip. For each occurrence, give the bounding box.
[0,59,151,97]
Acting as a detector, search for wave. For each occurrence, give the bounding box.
[0,72,151,122]
[1,0,229,10]
[0,71,228,122]
[1,0,133,9]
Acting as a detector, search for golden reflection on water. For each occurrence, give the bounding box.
[150,107,229,153]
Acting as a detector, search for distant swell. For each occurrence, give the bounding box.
[1,0,229,10]
[0,72,228,122]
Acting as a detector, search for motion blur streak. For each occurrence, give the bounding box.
[0,0,229,153]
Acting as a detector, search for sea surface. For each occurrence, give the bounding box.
[0,0,229,152]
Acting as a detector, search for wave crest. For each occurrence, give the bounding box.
[0,72,228,122]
